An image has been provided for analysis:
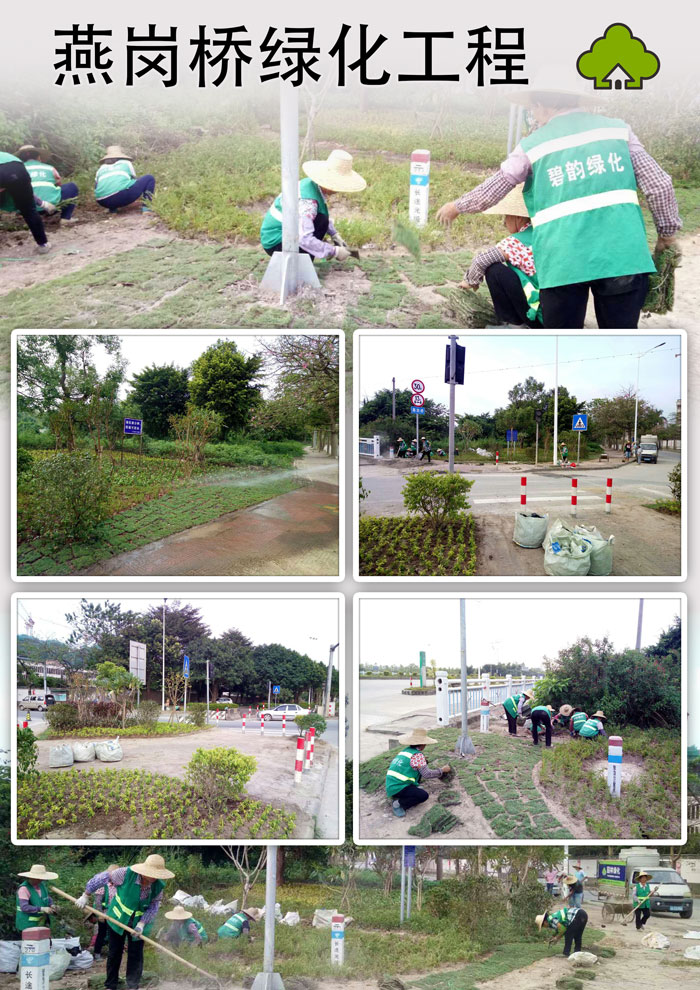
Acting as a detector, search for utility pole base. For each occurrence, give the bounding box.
[251,974,285,990]
[455,734,476,757]
[260,252,320,304]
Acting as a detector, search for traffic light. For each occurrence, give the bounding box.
[534,408,543,422]
[444,343,465,384]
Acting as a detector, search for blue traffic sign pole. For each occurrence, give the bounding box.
[572,414,588,463]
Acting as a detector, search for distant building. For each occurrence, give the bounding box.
[689,796,700,835]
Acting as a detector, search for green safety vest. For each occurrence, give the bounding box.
[95,160,136,200]
[24,160,62,207]
[16,881,50,932]
[0,152,21,165]
[520,111,655,288]
[217,912,249,939]
[503,694,525,718]
[547,907,579,932]
[531,706,551,717]
[634,883,651,908]
[260,177,329,250]
[579,718,602,738]
[504,226,543,324]
[181,918,208,943]
[386,747,421,797]
[106,868,164,940]
[571,711,588,733]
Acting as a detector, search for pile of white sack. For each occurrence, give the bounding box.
[170,890,301,925]
[543,519,615,577]
[49,738,123,768]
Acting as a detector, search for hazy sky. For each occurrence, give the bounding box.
[17,597,341,668]
[357,334,682,420]
[358,597,680,671]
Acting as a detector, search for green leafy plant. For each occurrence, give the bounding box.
[184,702,208,728]
[668,461,681,502]
[294,712,328,737]
[28,451,112,543]
[402,471,474,531]
[184,746,257,811]
[17,726,38,778]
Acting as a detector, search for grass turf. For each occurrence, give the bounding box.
[358,514,477,577]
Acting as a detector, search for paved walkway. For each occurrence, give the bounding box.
[82,452,339,577]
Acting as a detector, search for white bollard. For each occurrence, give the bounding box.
[605,477,613,514]
[570,477,578,517]
[330,914,345,966]
[242,714,246,734]
[409,150,430,228]
[260,715,265,737]
[608,735,622,797]
[520,476,527,506]
[306,727,316,768]
[21,927,50,990]
[495,450,499,468]
[480,674,491,733]
[294,736,305,784]
[282,714,286,737]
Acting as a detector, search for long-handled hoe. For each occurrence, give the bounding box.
[620,886,660,926]
[51,886,222,987]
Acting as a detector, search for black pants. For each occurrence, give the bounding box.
[420,451,431,462]
[105,926,144,990]
[94,920,109,955]
[0,160,48,245]
[540,274,649,329]
[394,783,429,810]
[531,710,552,747]
[484,264,540,328]
[635,906,650,930]
[505,710,518,735]
[563,909,587,956]
[264,242,316,260]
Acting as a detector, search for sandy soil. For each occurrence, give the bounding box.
[36,729,333,839]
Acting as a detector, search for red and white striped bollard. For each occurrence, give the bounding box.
[570,477,578,517]
[520,476,527,506]
[495,450,499,467]
[304,727,316,769]
[282,713,286,737]
[242,713,246,733]
[294,735,305,783]
[605,477,613,514]
[260,714,264,736]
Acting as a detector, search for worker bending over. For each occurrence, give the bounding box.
[385,728,451,818]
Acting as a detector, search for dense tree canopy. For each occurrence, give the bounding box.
[129,364,190,439]
[189,340,264,434]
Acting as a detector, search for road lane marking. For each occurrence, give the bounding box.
[472,495,602,505]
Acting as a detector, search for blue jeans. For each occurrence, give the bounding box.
[59,182,79,219]
[97,175,156,212]
[570,892,583,908]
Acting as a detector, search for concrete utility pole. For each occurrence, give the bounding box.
[553,336,559,465]
[392,377,396,420]
[324,642,340,713]
[455,599,476,757]
[260,81,319,303]
[251,846,284,990]
[448,335,457,474]
[161,598,167,711]
[635,599,644,651]
[634,342,666,444]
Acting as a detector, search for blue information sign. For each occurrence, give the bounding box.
[273,685,281,695]
[124,418,143,436]
[411,406,426,415]
[572,414,588,431]
[183,655,190,679]
[404,846,416,867]
[506,429,518,442]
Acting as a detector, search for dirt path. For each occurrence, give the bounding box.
[35,729,333,839]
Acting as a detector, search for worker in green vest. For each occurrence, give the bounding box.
[17,145,79,222]
[217,907,261,940]
[163,905,208,946]
[502,688,534,735]
[16,864,58,934]
[536,904,588,957]
[260,149,365,261]
[76,854,174,990]
[94,146,156,214]
[570,708,588,737]
[459,185,543,328]
[385,727,451,818]
[553,704,574,732]
[437,67,680,329]
[396,437,408,458]
[88,863,118,957]
[579,711,608,739]
[0,152,51,252]
[633,872,656,930]
[530,704,555,747]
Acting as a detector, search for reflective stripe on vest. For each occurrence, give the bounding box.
[386,750,418,783]
[531,188,640,228]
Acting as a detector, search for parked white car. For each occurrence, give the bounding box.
[259,703,310,722]
[18,694,54,711]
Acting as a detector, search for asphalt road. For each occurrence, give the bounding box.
[362,449,680,517]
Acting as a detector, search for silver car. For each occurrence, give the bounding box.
[259,703,310,722]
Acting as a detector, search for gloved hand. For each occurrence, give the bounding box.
[331,233,350,250]
[134,922,145,935]
[334,246,351,262]
[75,893,89,910]
[40,200,58,215]
[40,905,56,914]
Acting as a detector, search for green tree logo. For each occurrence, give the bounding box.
[577,23,660,90]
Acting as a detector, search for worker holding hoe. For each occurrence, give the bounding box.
[87,863,118,957]
[16,864,58,935]
[579,710,608,740]
[633,872,655,931]
[76,854,174,990]
[385,728,452,818]
[536,905,589,957]
[216,906,262,941]
[459,185,543,328]
[437,67,681,329]
[0,152,52,253]
[261,149,365,262]
[163,905,208,947]
[17,145,79,223]
[502,687,534,735]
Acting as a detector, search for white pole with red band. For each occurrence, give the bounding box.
[330,914,345,965]
[242,714,246,733]
[520,476,527,506]
[305,727,316,769]
[495,449,499,468]
[21,927,51,990]
[570,477,578,517]
[605,477,613,514]
[260,715,265,736]
[409,149,430,228]
[282,713,286,737]
[480,673,491,733]
[608,735,623,798]
[294,736,305,784]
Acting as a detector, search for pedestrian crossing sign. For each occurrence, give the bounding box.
[572,414,588,431]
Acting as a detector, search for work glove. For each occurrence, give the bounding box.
[331,233,350,250]
[334,246,351,262]
[441,764,452,775]
[436,201,460,226]
[40,906,56,915]
[75,893,89,910]
[40,200,58,215]
[134,922,145,935]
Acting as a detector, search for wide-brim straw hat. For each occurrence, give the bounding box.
[302,150,366,193]
[165,905,192,921]
[636,873,653,882]
[564,874,578,885]
[399,727,437,747]
[100,145,133,163]
[17,144,44,159]
[535,913,547,931]
[131,855,174,880]
[507,65,600,110]
[523,690,535,700]
[18,864,58,881]
[592,711,607,720]
[243,907,262,921]
[484,184,530,219]
[559,705,574,717]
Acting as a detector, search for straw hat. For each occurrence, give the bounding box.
[507,64,600,109]
[17,144,44,159]
[535,913,548,931]
[484,184,529,219]
[545,705,555,713]
[165,905,192,921]
[523,690,534,700]
[18,864,58,881]
[564,874,578,885]
[559,705,574,717]
[636,872,652,883]
[242,907,262,921]
[100,145,133,163]
[398,727,437,747]
[131,855,174,880]
[302,150,366,193]
[592,711,607,720]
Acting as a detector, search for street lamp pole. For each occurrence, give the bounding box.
[324,642,340,714]
[552,336,559,465]
[161,598,167,711]
[634,342,666,446]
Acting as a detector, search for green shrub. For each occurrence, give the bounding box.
[45,701,81,732]
[129,700,161,729]
[17,727,38,778]
[668,462,681,502]
[402,471,474,530]
[294,713,328,737]
[17,449,34,475]
[184,747,257,810]
[509,878,551,926]
[28,452,112,542]
[185,702,208,728]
